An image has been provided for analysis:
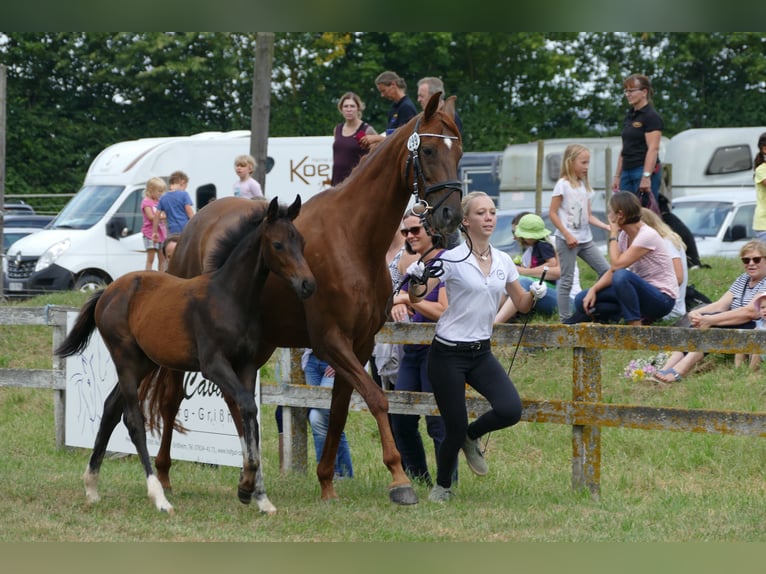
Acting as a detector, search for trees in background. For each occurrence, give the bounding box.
[2,32,766,210]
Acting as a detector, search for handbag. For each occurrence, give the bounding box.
[638,189,661,215]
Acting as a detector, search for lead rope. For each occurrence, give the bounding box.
[480,267,548,456]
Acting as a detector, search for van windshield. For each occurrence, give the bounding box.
[672,201,733,238]
[52,185,125,229]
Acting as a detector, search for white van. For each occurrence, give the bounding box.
[4,131,333,296]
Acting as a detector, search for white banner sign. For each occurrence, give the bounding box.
[64,311,256,467]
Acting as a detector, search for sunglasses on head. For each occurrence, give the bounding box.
[400,225,423,237]
[741,257,763,265]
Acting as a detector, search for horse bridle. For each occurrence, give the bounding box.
[404,117,463,224]
[400,117,469,297]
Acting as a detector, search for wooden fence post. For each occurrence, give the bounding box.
[572,344,602,499]
[48,307,67,448]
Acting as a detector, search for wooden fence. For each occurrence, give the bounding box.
[3,306,766,499]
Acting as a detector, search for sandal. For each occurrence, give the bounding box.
[651,368,682,383]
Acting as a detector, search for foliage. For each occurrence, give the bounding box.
[3,33,766,214]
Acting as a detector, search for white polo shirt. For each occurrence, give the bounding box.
[435,242,518,342]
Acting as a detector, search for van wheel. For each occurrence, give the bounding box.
[74,274,107,292]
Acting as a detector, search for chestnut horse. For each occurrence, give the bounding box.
[144,93,463,505]
[56,197,315,514]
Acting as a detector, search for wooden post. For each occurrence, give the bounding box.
[571,344,602,500]
[48,306,68,448]
[535,140,544,215]
[251,33,274,194]
[1,64,7,273]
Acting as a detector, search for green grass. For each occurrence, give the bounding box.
[2,257,766,541]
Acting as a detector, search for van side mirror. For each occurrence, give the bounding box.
[725,224,747,242]
[106,216,129,239]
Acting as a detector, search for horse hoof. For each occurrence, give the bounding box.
[256,496,277,515]
[389,485,419,505]
[238,488,253,505]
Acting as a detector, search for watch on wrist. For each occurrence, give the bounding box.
[642,171,651,178]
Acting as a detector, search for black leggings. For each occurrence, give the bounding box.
[427,339,522,489]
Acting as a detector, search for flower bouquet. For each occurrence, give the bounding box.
[623,352,669,382]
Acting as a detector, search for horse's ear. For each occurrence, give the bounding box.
[288,195,302,220]
[442,95,456,120]
[267,196,279,222]
[424,91,442,121]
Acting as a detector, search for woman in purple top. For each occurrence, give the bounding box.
[390,211,452,487]
[330,92,377,186]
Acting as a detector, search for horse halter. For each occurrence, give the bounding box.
[404,117,463,219]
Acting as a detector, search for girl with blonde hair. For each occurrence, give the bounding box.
[548,143,611,321]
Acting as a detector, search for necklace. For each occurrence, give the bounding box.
[472,246,491,261]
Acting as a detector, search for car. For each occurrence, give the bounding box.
[3,214,55,298]
[2,214,54,253]
[670,190,756,259]
[493,208,608,257]
[3,201,35,215]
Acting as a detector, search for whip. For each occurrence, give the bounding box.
[507,266,548,374]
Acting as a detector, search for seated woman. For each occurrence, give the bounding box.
[653,239,766,383]
[564,191,678,326]
[495,212,560,321]
[640,207,687,322]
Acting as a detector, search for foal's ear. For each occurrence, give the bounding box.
[267,196,279,221]
[288,194,302,221]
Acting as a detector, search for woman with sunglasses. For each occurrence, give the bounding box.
[406,191,547,502]
[612,73,664,205]
[390,211,451,487]
[653,239,766,383]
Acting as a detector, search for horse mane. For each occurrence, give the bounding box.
[206,210,269,271]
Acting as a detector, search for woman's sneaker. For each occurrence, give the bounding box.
[428,485,454,502]
[461,437,488,476]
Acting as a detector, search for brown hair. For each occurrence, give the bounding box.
[337,91,365,117]
[169,170,189,186]
[623,73,654,100]
[375,70,406,90]
[609,191,642,225]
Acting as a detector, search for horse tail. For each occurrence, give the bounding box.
[138,366,188,434]
[54,291,103,357]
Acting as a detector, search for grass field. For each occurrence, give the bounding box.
[1,258,766,542]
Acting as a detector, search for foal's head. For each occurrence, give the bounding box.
[260,196,316,300]
[207,196,315,300]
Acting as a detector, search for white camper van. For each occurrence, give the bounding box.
[663,126,766,198]
[4,131,333,296]
[497,137,670,213]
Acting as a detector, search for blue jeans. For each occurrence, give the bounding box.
[620,164,661,203]
[570,269,674,324]
[304,353,353,478]
[391,345,456,485]
[517,276,558,316]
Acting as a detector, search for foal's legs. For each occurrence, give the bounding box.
[204,358,276,515]
[153,369,185,491]
[116,361,174,514]
[83,384,125,504]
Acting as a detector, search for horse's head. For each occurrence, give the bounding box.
[403,92,464,240]
[263,196,317,300]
